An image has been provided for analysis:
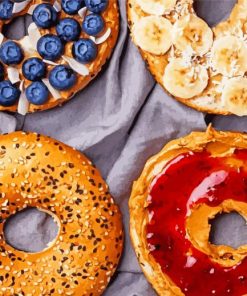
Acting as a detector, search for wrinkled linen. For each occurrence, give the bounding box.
[1,0,247,295]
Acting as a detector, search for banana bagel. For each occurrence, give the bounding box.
[128,0,247,116]
[0,0,119,114]
[130,127,247,295]
[0,131,123,296]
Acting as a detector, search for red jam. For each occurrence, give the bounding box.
[146,150,247,296]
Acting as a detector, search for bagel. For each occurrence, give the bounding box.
[0,0,119,114]
[130,127,247,295]
[128,0,247,116]
[0,131,123,296]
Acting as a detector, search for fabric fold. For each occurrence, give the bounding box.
[0,113,17,134]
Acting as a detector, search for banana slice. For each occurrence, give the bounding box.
[163,58,208,99]
[136,0,176,15]
[211,35,247,77]
[222,77,247,116]
[172,14,213,56]
[132,15,172,55]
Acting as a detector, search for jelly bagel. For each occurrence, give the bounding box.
[130,127,247,295]
[0,0,119,114]
[128,0,247,115]
[0,131,123,296]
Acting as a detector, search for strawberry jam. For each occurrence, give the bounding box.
[146,150,247,295]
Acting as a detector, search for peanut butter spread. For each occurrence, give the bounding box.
[130,127,247,295]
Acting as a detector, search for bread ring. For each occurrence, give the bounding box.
[0,131,123,296]
[128,0,247,116]
[0,0,119,114]
[130,127,247,295]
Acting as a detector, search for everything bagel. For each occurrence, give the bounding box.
[0,0,119,114]
[128,0,247,115]
[0,131,123,296]
[130,127,247,295]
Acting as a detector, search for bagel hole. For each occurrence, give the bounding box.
[3,207,59,253]
[209,212,247,249]
[3,14,32,41]
[193,0,237,27]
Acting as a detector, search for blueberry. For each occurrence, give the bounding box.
[0,80,20,106]
[0,63,4,82]
[32,3,58,29]
[72,38,97,64]
[82,14,104,36]
[0,0,13,20]
[0,41,23,65]
[56,18,81,42]
[61,0,85,15]
[49,65,76,90]
[22,58,46,81]
[37,34,64,61]
[84,0,108,13]
[26,81,49,105]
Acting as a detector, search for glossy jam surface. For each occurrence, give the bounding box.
[147,150,247,296]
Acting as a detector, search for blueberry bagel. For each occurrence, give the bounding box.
[0,131,123,296]
[0,0,119,114]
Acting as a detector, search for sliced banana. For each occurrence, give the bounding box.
[211,35,247,77]
[172,14,213,56]
[132,15,172,55]
[222,77,247,116]
[136,0,176,15]
[163,58,208,99]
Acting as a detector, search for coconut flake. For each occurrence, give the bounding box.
[7,67,20,84]
[90,36,96,42]
[28,22,41,49]
[94,28,111,45]
[62,55,89,76]
[53,1,61,12]
[43,59,59,66]
[28,4,39,15]
[42,78,61,99]
[18,95,29,115]
[18,81,29,116]
[13,0,31,14]
[78,7,87,19]
[0,33,4,45]
[19,36,36,54]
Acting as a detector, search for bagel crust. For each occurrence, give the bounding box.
[0,0,119,113]
[0,131,123,296]
[128,0,247,115]
[129,127,247,295]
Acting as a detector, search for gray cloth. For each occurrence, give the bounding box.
[1,1,247,295]
[0,113,16,133]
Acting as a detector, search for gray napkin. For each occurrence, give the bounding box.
[0,113,16,133]
[1,1,247,295]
